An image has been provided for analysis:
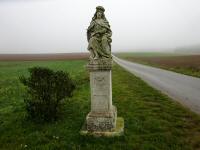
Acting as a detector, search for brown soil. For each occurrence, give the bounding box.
[0,53,89,61]
[127,55,200,70]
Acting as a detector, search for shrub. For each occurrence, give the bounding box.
[20,67,75,122]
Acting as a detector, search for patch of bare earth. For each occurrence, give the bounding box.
[0,53,89,61]
[127,55,200,72]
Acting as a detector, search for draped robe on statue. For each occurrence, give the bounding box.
[87,19,112,59]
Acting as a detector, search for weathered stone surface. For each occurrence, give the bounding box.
[81,6,124,136]
[90,70,112,112]
[80,117,124,137]
[87,58,112,71]
[86,58,116,132]
[86,105,117,132]
[87,6,112,59]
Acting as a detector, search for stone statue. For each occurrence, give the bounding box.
[80,6,124,136]
[87,6,112,59]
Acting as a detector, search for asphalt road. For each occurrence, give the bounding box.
[113,55,200,114]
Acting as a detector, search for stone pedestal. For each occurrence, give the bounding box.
[80,58,124,136]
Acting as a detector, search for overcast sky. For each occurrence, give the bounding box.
[0,0,200,53]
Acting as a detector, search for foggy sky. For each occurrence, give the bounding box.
[0,0,200,53]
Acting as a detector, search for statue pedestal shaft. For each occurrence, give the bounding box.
[80,59,124,136]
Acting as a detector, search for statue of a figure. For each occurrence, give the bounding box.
[87,6,112,60]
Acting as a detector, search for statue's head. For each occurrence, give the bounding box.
[92,6,106,21]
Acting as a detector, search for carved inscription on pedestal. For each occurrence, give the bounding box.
[91,72,110,112]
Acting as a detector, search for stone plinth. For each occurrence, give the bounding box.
[80,117,124,137]
[86,105,117,132]
[80,58,124,136]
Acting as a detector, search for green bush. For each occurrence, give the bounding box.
[20,67,75,122]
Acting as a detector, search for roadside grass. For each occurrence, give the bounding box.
[116,52,200,78]
[169,66,200,78]
[0,60,200,149]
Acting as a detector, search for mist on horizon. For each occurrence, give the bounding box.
[0,0,200,54]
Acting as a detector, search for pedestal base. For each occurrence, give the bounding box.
[86,105,117,132]
[80,117,124,137]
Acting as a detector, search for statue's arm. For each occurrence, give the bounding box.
[100,21,112,36]
[87,21,95,31]
[87,21,95,41]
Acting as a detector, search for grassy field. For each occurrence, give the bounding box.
[1,60,200,149]
[116,52,200,78]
